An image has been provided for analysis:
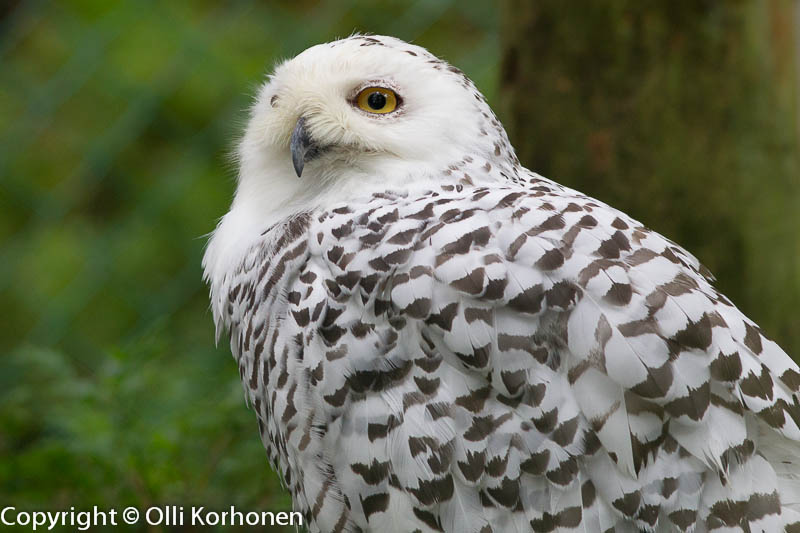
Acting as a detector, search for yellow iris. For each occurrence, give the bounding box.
[356,87,398,114]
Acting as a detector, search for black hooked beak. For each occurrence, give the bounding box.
[290,116,321,178]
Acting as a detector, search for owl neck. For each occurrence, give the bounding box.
[204,144,521,308]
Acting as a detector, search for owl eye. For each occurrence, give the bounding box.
[356,87,398,114]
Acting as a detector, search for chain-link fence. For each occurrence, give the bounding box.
[0,1,498,526]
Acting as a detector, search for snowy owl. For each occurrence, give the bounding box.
[203,35,800,532]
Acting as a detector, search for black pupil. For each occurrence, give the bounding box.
[367,91,387,110]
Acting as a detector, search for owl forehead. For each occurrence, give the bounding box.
[248,35,497,159]
[269,36,448,99]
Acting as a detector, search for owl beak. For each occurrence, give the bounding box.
[290,116,320,178]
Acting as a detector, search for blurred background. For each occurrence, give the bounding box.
[0,1,797,531]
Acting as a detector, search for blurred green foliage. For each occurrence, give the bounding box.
[1,1,798,532]
[0,1,497,531]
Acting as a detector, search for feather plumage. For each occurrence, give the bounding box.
[204,35,800,532]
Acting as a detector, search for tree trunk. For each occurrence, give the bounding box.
[498,0,800,355]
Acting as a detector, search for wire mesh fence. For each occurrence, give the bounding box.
[0,0,498,525]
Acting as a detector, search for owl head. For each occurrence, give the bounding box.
[236,35,515,214]
[205,35,516,292]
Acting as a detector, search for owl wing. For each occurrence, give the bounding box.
[219,176,800,532]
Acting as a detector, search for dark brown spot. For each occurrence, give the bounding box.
[605,282,633,305]
[465,307,493,324]
[291,308,310,326]
[299,270,317,284]
[501,369,526,396]
[637,504,659,527]
[351,459,391,485]
[483,277,508,300]
[388,228,416,245]
[551,416,579,446]
[426,302,459,331]
[508,284,544,314]
[412,508,443,532]
[781,368,800,391]
[710,351,743,382]
[455,385,492,413]
[410,475,454,507]
[538,214,566,231]
[451,267,486,295]
[408,202,435,220]
[408,435,438,457]
[545,281,580,309]
[536,248,565,270]
[458,450,486,482]
[630,362,673,399]
[668,509,696,530]
[414,375,440,395]
[612,491,641,517]
[743,322,763,354]
[546,456,578,485]
[598,238,622,259]
[739,365,774,401]
[533,408,558,433]
[581,480,596,507]
[520,449,550,475]
[384,247,411,265]
[368,415,400,442]
[664,381,710,421]
[360,492,389,519]
[323,383,348,407]
[611,217,629,229]
[486,478,519,508]
[331,220,353,238]
[618,317,658,338]
[464,413,512,441]
[327,245,344,263]
[377,208,399,224]
[673,313,713,351]
[455,343,491,369]
[404,298,432,319]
